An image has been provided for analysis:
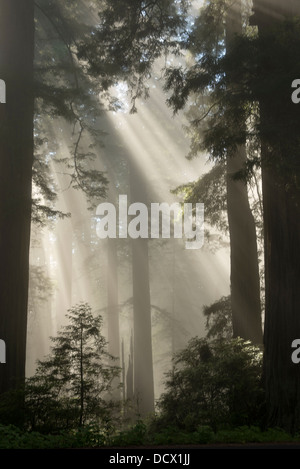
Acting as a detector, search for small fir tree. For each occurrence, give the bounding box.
[25,302,120,433]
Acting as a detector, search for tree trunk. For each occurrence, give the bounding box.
[126,332,134,402]
[53,210,73,330]
[107,235,121,399]
[107,237,120,362]
[226,0,263,345]
[130,161,155,417]
[227,146,263,345]
[251,0,300,431]
[0,0,35,394]
[261,144,300,431]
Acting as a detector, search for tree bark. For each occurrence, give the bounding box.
[226,0,263,345]
[0,0,35,394]
[227,146,263,345]
[251,0,300,431]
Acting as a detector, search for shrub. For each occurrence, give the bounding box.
[155,337,264,432]
[109,421,148,446]
[0,423,106,449]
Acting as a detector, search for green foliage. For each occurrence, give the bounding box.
[0,423,106,449]
[0,421,296,448]
[109,420,148,447]
[0,388,26,428]
[164,2,300,191]
[203,295,233,339]
[155,337,264,432]
[146,424,294,446]
[32,0,110,223]
[212,425,293,445]
[164,1,250,156]
[145,424,215,445]
[106,419,297,447]
[77,0,189,112]
[24,302,120,434]
[172,162,228,238]
[207,17,300,188]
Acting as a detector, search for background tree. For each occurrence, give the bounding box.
[165,0,263,344]
[77,0,190,418]
[129,160,155,417]
[79,0,264,348]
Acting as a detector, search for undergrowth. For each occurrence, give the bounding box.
[0,422,297,449]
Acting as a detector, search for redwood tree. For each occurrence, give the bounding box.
[251,0,300,432]
[0,0,35,394]
[225,0,262,345]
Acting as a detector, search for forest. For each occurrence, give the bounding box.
[0,0,300,450]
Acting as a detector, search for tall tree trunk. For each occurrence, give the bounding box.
[104,163,121,398]
[130,161,155,417]
[107,235,121,400]
[107,237,120,360]
[0,0,35,394]
[226,0,263,345]
[251,0,300,431]
[226,147,263,345]
[261,142,300,431]
[126,332,134,402]
[54,211,73,330]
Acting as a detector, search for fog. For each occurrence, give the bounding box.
[27,63,230,400]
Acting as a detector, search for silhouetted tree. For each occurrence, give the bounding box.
[225,0,262,344]
[25,302,120,432]
[250,0,300,432]
[0,0,109,397]
[0,0,35,396]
